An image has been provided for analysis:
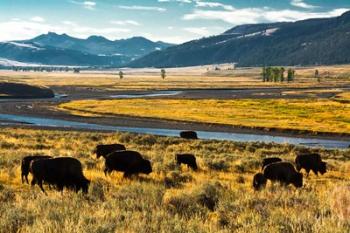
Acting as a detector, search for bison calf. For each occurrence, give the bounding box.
[295,153,327,176]
[261,157,282,170]
[21,155,52,184]
[30,157,90,194]
[180,131,198,139]
[176,154,198,170]
[95,143,126,159]
[253,173,267,190]
[263,162,303,188]
[104,150,152,178]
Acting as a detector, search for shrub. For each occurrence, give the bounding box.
[164,171,193,188]
[205,159,230,171]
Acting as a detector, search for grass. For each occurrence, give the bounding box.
[59,98,350,135]
[333,92,350,103]
[0,127,349,232]
[1,64,350,91]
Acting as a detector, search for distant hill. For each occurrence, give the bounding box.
[0,82,54,98]
[0,33,174,67]
[129,11,350,68]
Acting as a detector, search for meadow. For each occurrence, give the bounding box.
[1,64,350,91]
[59,97,350,135]
[0,127,349,232]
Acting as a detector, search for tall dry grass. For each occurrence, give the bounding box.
[0,128,349,232]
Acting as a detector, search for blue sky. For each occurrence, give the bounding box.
[0,0,349,43]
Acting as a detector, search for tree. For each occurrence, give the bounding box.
[119,70,124,79]
[280,67,285,82]
[287,68,295,82]
[161,69,166,79]
[262,67,267,82]
[315,69,320,82]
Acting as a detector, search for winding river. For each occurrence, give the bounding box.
[0,113,348,149]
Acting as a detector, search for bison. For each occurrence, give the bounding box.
[104,150,152,178]
[261,157,282,170]
[295,153,327,176]
[253,173,267,190]
[21,155,52,184]
[263,162,303,188]
[95,143,126,159]
[30,157,90,194]
[180,131,198,139]
[176,154,198,170]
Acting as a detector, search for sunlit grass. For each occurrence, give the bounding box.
[59,98,350,134]
[0,127,349,232]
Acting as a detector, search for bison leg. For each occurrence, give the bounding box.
[21,173,25,184]
[123,171,133,179]
[104,167,111,176]
[312,169,318,176]
[37,180,47,195]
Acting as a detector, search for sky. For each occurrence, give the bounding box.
[0,0,349,43]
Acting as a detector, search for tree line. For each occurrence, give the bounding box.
[262,67,295,82]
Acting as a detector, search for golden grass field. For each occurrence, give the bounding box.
[59,98,350,135]
[1,64,350,91]
[0,128,349,232]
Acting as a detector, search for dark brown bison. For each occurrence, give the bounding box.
[21,155,52,184]
[176,154,198,170]
[180,131,198,139]
[104,150,152,178]
[261,157,282,170]
[295,153,327,176]
[95,143,126,159]
[263,162,303,188]
[30,157,90,194]
[253,173,267,190]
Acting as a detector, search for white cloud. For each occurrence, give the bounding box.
[183,7,349,25]
[291,0,317,9]
[0,19,130,42]
[184,27,210,36]
[117,5,166,12]
[70,1,96,10]
[30,16,45,23]
[158,0,192,3]
[110,20,140,26]
[83,1,96,10]
[195,1,234,11]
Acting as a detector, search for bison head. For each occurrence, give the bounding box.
[293,172,303,188]
[319,161,327,175]
[140,159,152,174]
[253,173,266,191]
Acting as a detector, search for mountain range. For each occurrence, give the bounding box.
[1,11,350,68]
[0,33,173,67]
[129,10,350,68]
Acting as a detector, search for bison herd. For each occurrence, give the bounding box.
[253,153,327,190]
[19,130,328,194]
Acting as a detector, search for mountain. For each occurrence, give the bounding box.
[129,11,350,68]
[0,41,125,66]
[25,33,173,59]
[0,33,174,67]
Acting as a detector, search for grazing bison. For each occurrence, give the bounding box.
[21,155,52,184]
[263,162,303,188]
[261,157,282,170]
[95,143,126,159]
[176,154,198,170]
[30,157,90,194]
[104,150,152,178]
[295,153,327,176]
[253,173,267,190]
[180,131,198,139]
